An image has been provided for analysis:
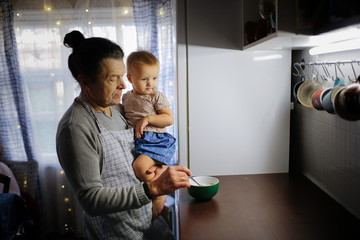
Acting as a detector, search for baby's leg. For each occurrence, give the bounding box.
[133,155,169,219]
[132,154,157,182]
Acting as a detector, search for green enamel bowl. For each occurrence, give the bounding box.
[188,176,219,201]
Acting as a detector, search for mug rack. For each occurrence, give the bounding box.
[293,59,360,82]
[292,59,360,121]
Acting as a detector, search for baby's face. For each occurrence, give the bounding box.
[128,63,159,95]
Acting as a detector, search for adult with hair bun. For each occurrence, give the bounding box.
[56,30,191,240]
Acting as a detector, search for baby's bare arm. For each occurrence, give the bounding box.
[135,107,174,138]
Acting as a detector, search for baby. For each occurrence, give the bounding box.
[122,50,176,184]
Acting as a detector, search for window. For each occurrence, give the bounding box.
[14,7,137,164]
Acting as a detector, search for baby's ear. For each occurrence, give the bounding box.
[126,74,132,83]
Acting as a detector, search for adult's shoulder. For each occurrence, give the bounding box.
[57,102,97,138]
[113,104,125,116]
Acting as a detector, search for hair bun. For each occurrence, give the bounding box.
[63,30,85,49]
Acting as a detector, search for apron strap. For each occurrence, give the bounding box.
[78,95,106,133]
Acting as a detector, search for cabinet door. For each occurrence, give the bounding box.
[186,0,242,50]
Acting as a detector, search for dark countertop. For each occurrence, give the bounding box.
[177,173,360,240]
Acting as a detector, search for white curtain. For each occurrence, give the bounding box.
[11,0,177,238]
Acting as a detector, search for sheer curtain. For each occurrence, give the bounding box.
[0,0,37,163]
[12,0,137,237]
[11,0,176,237]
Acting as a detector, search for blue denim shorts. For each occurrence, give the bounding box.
[135,131,176,166]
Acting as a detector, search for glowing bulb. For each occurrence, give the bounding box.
[60,170,64,174]
[61,185,65,189]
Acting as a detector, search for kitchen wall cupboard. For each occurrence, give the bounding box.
[185,0,310,51]
[185,0,243,50]
[243,0,360,50]
[183,0,360,51]
[243,0,300,50]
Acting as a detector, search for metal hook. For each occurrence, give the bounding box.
[293,62,305,77]
[336,61,345,79]
[299,62,306,77]
[333,63,337,81]
[292,62,300,77]
[310,62,319,81]
[321,63,330,79]
[350,60,357,81]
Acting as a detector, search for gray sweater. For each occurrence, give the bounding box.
[56,100,152,233]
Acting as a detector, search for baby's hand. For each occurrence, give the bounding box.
[135,117,149,138]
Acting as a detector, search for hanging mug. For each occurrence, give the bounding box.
[321,88,335,114]
[311,89,325,110]
[321,77,345,114]
[297,78,322,108]
[293,76,305,103]
[334,77,360,121]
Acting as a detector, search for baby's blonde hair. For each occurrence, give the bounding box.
[126,50,159,74]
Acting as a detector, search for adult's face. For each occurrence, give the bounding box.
[82,58,126,110]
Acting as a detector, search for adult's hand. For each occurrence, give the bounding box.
[146,163,168,182]
[147,165,191,197]
[151,195,167,219]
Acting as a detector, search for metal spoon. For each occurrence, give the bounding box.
[189,175,202,186]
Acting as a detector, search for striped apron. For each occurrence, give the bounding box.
[80,97,152,240]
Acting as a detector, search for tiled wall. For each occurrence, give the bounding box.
[290,49,360,219]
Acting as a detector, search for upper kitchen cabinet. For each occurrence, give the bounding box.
[243,0,360,50]
[185,0,243,50]
[243,0,307,50]
[308,0,360,35]
[182,0,360,51]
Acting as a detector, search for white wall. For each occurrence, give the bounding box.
[185,47,291,175]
